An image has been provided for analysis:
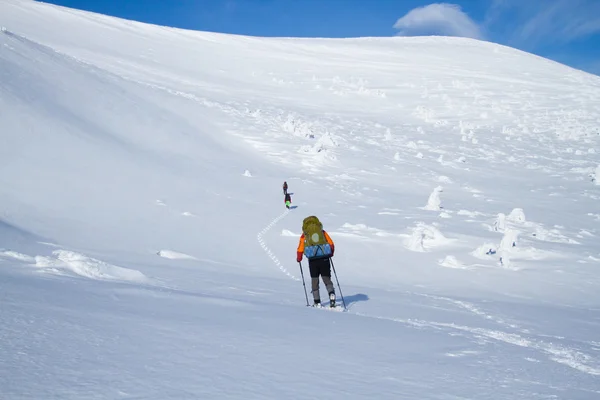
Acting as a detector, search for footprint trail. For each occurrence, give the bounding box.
[257,209,299,281]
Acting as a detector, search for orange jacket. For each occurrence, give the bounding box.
[297,230,334,259]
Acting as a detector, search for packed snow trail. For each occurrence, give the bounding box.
[257,209,299,281]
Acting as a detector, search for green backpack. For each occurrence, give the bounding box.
[302,216,332,259]
[302,216,326,245]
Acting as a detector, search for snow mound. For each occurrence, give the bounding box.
[404,223,453,252]
[507,208,526,223]
[298,132,339,166]
[281,229,297,237]
[439,255,469,269]
[243,170,253,177]
[35,250,149,282]
[157,250,197,260]
[0,250,36,263]
[281,114,319,139]
[423,186,444,211]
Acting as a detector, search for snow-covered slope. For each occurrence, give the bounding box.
[1,0,600,398]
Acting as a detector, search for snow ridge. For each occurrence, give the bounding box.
[0,249,150,283]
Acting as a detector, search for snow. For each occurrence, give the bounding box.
[156,249,197,260]
[1,0,600,398]
[423,185,444,211]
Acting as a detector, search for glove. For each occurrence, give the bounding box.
[296,252,303,263]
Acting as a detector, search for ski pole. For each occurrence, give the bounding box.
[330,259,347,310]
[298,261,310,307]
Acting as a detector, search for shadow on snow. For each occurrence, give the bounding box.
[341,293,369,309]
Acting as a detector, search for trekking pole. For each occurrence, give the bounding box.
[330,259,347,310]
[298,262,310,307]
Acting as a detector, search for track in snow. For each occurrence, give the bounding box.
[257,208,299,281]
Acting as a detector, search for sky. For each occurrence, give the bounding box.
[38,0,600,76]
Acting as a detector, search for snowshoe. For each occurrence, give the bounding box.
[329,292,336,308]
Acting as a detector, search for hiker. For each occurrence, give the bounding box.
[296,216,336,307]
[283,181,288,195]
[285,193,292,209]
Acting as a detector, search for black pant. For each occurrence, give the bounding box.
[308,257,331,278]
[308,257,334,301]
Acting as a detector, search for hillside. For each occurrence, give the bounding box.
[1,0,599,399]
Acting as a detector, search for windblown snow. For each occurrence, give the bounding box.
[1,0,600,398]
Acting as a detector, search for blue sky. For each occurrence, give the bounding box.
[40,0,600,75]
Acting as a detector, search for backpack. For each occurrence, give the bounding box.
[302,216,332,259]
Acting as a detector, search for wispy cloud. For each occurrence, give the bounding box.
[393,1,600,47]
[393,3,483,40]
[392,1,600,75]
[485,0,600,47]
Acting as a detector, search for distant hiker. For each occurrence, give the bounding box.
[296,216,336,307]
[285,193,292,209]
[283,181,288,195]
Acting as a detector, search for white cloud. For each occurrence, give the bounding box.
[391,1,599,75]
[393,3,484,40]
